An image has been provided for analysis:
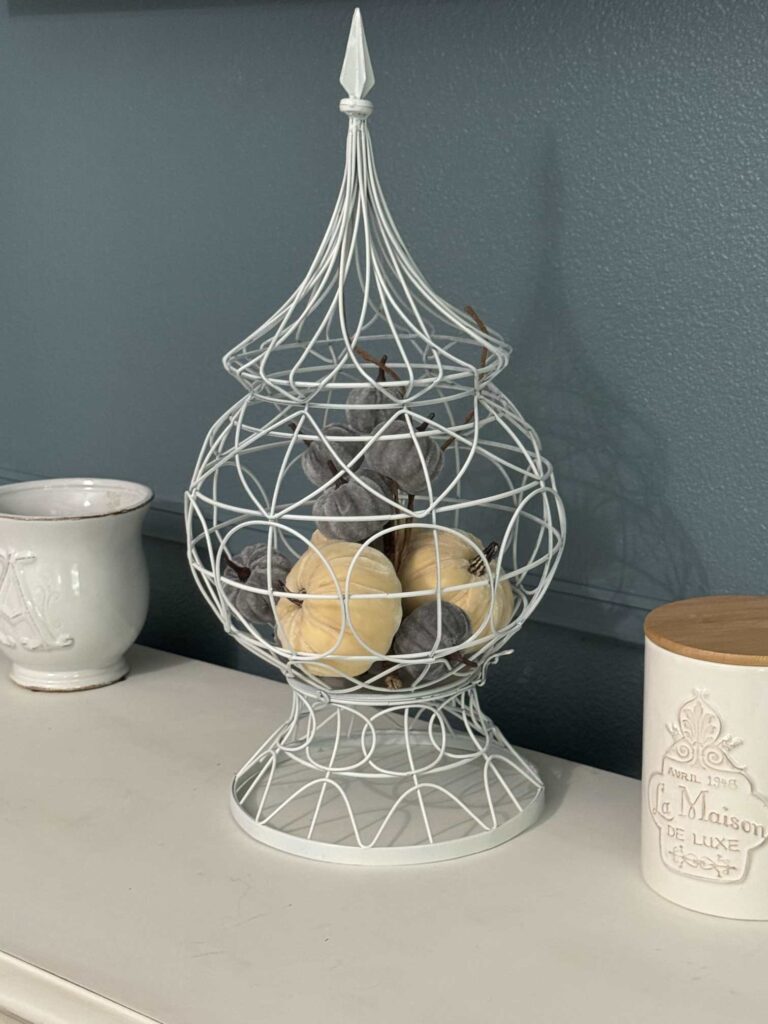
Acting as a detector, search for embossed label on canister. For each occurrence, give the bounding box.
[648,691,768,883]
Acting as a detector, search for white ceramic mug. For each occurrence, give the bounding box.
[0,478,152,691]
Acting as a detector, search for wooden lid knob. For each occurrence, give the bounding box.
[644,595,768,667]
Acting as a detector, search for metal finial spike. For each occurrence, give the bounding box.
[340,8,375,99]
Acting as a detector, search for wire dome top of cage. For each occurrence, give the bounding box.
[223,8,510,406]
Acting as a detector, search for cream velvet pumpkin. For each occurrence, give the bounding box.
[276,540,402,677]
[398,529,515,647]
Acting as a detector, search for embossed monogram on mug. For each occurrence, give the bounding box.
[648,691,768,882]
[0,550,73,651]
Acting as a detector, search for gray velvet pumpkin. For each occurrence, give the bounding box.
[391,600,471,686]
[300,423,366,487]
[365,420,444,495]
[223,543,293,624]
[312,469,392,543]
[345,383,402,434]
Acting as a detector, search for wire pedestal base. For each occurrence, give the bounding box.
[231,682,544,865]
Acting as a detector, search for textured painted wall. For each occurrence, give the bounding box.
[1,0,766,776]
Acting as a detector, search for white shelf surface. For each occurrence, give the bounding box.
[0,646,765,1024]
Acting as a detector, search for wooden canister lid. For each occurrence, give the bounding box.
[644,595,768,667]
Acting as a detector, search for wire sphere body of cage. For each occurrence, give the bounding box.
[186,10,565,864]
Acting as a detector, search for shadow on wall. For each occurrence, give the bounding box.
[481,135,709,777]
[507,133,709,634]
[484,620,645,778]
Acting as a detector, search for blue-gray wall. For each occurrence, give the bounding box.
[2,0,766,778]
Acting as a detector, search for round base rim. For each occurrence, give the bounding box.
[230,735,545,866]
[231,787,544,865]
[10,659,129,692]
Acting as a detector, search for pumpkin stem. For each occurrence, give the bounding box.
[290,421,313,448]
[383,673,404,690]
[276,579,303,607]
[416,414,435,434]
[468,541,500,577]
[328,460,345,486]
[224,557,251,583]
[377,354,389,383]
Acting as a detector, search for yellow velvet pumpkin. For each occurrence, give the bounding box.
[276,540,402,677]
[398,529,515,646]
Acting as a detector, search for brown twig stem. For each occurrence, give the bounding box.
[464,305,490,371]
[449,652,478,670]
[354,345,402,381]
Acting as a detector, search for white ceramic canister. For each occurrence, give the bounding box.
[0,478,152,691]
[642,595,768,919]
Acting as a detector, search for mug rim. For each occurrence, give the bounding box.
[0,477,154,522]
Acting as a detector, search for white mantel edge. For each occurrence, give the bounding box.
[0,950,159,1024]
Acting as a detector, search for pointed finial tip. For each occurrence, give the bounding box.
[340,6,375,100]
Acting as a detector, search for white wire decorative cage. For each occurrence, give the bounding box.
[186,9,565,865]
